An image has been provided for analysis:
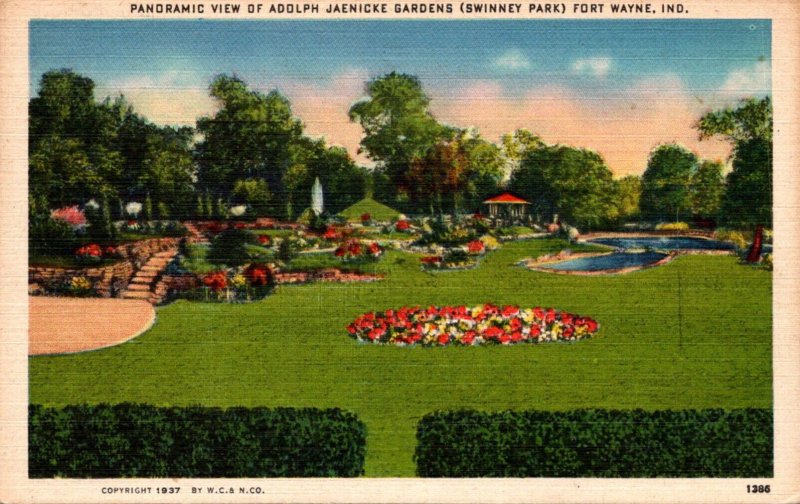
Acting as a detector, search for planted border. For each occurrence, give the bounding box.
[29,404,366,478]
[346,304,599,346]
[414,409,773,477]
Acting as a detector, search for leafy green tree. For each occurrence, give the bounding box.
[196,74,303,215]
[349,72,447,208]
[231,179,272,216]
[697,96,772,227]
[510,144,617,229]
[614,175,642,223]
[640,144,698,223]
[691,160,725,220]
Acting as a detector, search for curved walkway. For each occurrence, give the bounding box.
[29,297,155,356]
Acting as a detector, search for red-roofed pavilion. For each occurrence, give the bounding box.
[482,193,530,219]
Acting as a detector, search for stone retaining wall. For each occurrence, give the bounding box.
[29,237,180,297]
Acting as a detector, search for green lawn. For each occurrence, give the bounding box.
[29,238,772,476]
[338,197,401,222]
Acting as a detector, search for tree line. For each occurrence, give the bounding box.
[29,69,772,230]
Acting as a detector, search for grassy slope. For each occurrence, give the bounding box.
[29,239,772,476]
[338,198,401,222]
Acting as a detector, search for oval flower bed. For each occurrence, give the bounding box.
[346,304,599,346]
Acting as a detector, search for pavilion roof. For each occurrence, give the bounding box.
[482,193,530,204]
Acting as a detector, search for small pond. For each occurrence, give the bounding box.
[536,251,669,272]
[587,236,735,251]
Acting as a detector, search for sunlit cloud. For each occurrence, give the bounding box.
[716,60,771,101]
[97,71,217,126]
[430,74,732,176]
[493,49,532,71]
[572,57,612,78]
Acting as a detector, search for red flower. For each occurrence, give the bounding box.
[483,326,504,340]
[202,271,228,292]
[395,220,410,231]
[104,246,117,256]
[257,235,270,245]
[323,227,338,240]
[334,246,346,257]
[545,308,556,324]
[421,255,442,265]
[76,243,102,258]
[368,242,383,257]
[234,222,246,229]
[347,242,362,256]
[502,305,519,317]
[462,330,476,345]
[467,240,485,254]
[438,333,450,345]
[360,213,371,222]
[244,263,272,287]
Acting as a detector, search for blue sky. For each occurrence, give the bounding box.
[30,19,771,174]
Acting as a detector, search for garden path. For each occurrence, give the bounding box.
[29,296,155,355]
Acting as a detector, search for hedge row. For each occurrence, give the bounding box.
[29,404,366,478]
[415,409,772,477]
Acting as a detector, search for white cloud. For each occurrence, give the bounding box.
[493,49,532,71]
[97,71,217,126]
[572,57,612,78]
[717,60,771,100]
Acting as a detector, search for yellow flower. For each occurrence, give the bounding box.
[231,274,247,289]
[70,276,91,291]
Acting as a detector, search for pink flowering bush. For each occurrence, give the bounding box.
[51,206,86,228]
[347,304,599,346]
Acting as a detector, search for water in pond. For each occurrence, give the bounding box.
[537,251,668,272]
[588,236,735,251]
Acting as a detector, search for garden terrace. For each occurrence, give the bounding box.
[29,237,772,476]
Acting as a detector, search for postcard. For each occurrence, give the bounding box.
[1,0,798,502]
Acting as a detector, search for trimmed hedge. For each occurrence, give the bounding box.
[29,404,366,478]
[414,409,772,477]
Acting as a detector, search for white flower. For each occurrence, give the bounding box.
[85,199,100,210]
[229,205,247,217]
[125,202,142,217]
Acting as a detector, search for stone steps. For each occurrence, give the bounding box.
[121,247,179,304]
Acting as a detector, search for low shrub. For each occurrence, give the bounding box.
[207,228,255,266]
[715,229,749,250]
[656,222,690,231]
[29,404,367,478]
[414,409,772,477]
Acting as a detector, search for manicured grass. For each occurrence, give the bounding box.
[338,197,401,222]
[29,238,772,477]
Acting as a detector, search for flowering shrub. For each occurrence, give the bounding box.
[195,263,275,302]
[323,227,340,240]
[202,271,228,292]
[50,206,86,228]
[466,240,485,254]
[656,222,690,231]
[479,235,500,251]
[395,220,411,232]
[68,276,94,296]
[74,243,119,264]
[257,234,270,245]
[347,304,599,346]
[244,263,273,286]
[334,240,383,261]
